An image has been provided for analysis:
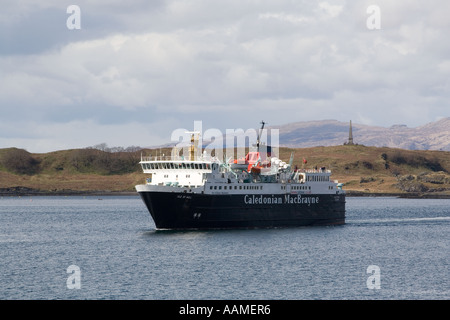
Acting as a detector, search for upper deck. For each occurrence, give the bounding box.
[139,154,216,187]
[140,158,213,172]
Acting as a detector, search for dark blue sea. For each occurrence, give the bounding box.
[0,196,448,300]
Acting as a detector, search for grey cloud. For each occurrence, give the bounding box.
[1,0,449,152]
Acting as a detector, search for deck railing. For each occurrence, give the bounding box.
[140,155,216,162]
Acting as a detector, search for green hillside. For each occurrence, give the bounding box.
[0,145,449,196]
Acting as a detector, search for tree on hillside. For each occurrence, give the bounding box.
[88,143,142,153]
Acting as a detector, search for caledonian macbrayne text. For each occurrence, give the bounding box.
[244,194,319,206]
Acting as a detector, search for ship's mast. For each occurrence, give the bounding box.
[256,120,266,152]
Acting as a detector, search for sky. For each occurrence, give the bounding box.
[1,0,449,153]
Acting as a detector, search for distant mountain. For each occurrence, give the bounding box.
[269,118,450,151]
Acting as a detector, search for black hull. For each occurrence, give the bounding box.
[138,192,345,229]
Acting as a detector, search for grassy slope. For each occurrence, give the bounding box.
[279,145,450,195]
[0,148,148,193]
[0,145,449,195]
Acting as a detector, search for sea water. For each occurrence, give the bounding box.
[0,196,448,300]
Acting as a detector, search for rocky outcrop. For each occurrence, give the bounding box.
[395,172,450,193]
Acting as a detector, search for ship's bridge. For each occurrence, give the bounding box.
[139,155,215,188]
[299,168,332,183]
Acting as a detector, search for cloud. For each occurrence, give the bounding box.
[1,0,449,152]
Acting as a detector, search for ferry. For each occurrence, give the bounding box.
[135,123,345,229]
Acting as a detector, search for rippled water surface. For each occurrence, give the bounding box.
[0,196,448,299]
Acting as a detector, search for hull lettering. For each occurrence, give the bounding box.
[244,194,319,206]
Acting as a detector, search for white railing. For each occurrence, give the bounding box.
[299,169,332,174]
[140,155,217,162]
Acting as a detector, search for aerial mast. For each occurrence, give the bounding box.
[256,120,266,152]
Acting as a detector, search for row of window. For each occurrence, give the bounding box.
[142,162,210,170]
[210,185,263,190]
[306,175,330,182]
[209,185,313,191]
[163,174,191,178]
[291,185,309,190]
[281,185,312,190]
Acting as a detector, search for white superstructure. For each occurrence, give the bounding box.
[140,155,213,188]
[137,144,344,197]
